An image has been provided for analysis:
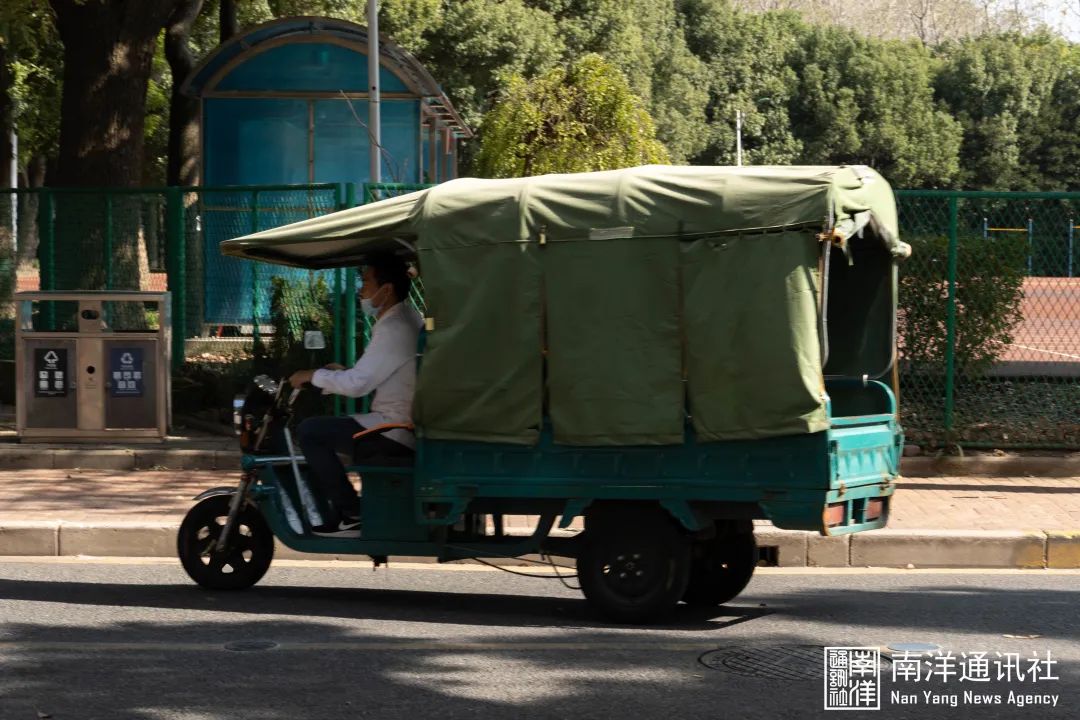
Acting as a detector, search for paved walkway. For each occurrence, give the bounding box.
[1,469,1077,531]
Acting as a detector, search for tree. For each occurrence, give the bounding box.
[475,53,669,178]
[787,27,963,186]
[679,1,805,165]
[47,0,184,295]
[536,0,710,163]
[934,33,1063,189]
[164,0,205,187]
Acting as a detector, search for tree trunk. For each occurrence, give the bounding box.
[49,0,181,294]
[220,0,238,43]
[165,0,204,187]
[16,156,45,270]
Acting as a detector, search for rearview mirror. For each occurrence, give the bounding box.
[303,330,326,350]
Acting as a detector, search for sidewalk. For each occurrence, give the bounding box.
[0,464,1077,568]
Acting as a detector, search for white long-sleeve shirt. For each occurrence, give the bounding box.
[311,301,423,448]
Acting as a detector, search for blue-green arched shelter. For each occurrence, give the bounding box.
[183,16,469,327]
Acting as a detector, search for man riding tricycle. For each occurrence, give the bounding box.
[177,164,910,623]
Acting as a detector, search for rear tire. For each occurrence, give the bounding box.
[177,494,274,591]
[682,522,757,607]
[576,505,691,624]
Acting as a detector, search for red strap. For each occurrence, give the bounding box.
[352,423,415,440]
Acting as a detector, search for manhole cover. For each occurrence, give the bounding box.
[699,646,891,681]
[224,640,278,652]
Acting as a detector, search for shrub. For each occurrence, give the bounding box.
[267,274,335,371]
[899,232,1026,376]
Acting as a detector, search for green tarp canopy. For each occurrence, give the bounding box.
[222,165,908,446]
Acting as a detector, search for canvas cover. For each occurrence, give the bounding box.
[222,165,905,446]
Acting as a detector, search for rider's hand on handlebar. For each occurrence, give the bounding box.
[323,362,346,371]
[288,369,315,389]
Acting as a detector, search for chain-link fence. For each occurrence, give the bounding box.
[1,184,1075,446]
[896,190,1080,449]
[0,182,433,418]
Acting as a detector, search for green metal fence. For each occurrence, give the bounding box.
[895,190,1080,449]
[0,184,1076,447]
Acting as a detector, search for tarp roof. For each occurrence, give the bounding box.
[220,165,904,269]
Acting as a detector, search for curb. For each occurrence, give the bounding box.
[2,522,1079,568]
[0,448,228,471]
[902,455,1080,478]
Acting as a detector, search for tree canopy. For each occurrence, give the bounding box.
[2,0,1079,190]
[474,53,670,177]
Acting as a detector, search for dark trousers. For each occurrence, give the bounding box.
[296,416,413,524]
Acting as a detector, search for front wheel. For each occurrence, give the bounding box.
[681,523,757,607]
[576,505,691,624]
[177,494,274,590]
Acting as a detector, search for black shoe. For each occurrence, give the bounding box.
[312,517,361,537]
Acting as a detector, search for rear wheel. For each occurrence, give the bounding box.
[576,505,691,624]
[682,521,757,607]
[177,494,274,590]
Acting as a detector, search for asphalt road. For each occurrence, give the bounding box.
[0,559,1077,720]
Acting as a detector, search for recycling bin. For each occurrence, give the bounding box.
[15,292,172,442]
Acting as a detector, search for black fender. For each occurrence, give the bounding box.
[192,486,239,502]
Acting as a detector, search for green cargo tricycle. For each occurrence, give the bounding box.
[177,165,910,623]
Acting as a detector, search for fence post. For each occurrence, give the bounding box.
[344,182,358,415]
[944,196,959,437]
[330,184,350,417]
[37,189,55,329]
[104,193,113,290]
[165,187,186,370]
[250,190,260,352]
[1069,219,1075,279]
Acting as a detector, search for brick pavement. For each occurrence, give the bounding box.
[0,470,1076,531]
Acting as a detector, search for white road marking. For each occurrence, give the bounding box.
[1011,344,1080,360]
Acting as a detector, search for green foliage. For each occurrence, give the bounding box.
[789,27,963,187]
[474,53,669,178]
[899,232,1026,376]
[680,1,805,165]
[934,33,1068,189]
[6,0,1080,190]
[267,274,334,369]
[416,0,565,132]
[537,0,709,163]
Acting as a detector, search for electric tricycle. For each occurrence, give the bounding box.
[178,165,910,623]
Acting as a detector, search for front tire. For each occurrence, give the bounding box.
[177,494,274,590]
[576,505,691,624]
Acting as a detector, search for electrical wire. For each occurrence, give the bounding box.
[443,543,581,589]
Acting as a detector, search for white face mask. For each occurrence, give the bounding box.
[360,296,381,318]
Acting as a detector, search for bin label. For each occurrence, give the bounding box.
[109,348,144,398]
[34,348,68,398]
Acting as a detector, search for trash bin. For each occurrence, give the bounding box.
[15,292,172,442]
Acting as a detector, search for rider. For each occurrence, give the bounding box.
[288,254,422,537]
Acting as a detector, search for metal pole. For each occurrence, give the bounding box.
[333,267,342,417]
[332,182,345,417]
[1069,219,1074,279]
[735,110,742,167]
[9,130,16,250]
[368,0,381,185]
[344,182,358,416]
[1026,217,1033,276]
[104,193,113,290]
[944,196,959,437]
[165,187,186,370]
[38,189,55,330]
[250,190,260,351]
